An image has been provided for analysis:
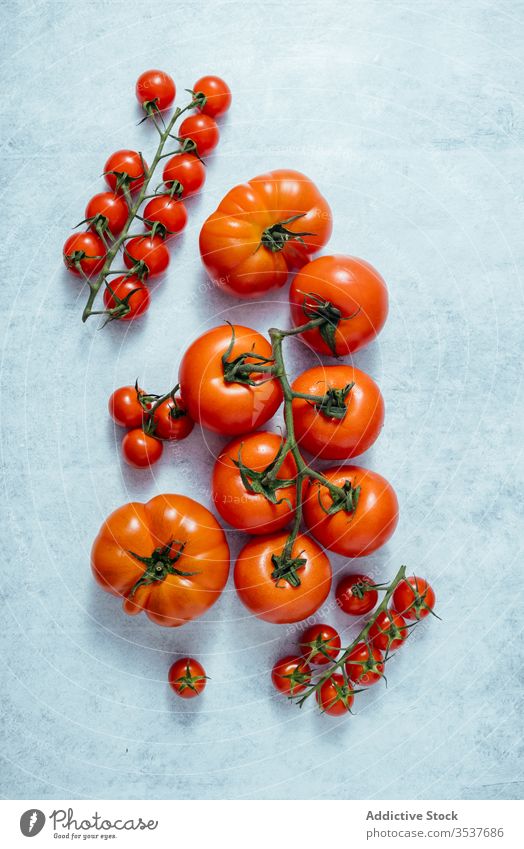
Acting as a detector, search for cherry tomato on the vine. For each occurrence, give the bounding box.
[178,114,219,156]
[63,232,106,277]
[168,657,207,699]
[85,192,129,236]
[121,428,163,468]
[336,573,379,617]
[136,69,176,111]
[193,75,232,118]
[316,674,354,716]
[143,196,187,238]
[368,609,408,653]
[108,385,145,428]
[124,235,170,277]
[345,642,384,686]
[392,577,436,621]
[103,276,150,321]
[271,656,312,697]
[152,395,194,441]
[299,623,341,665]
[104,150,148,193]
[163,154,206,198]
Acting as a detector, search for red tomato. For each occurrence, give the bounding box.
[291,365,385,460]
[179,325,283,436]
[108,385,145,428]
[163,154,206,197]
[178,114,219,156]
[103,276,150,320]
[336,573,379,616]
[316,674,354,716]
[151,396,194,441]
[136,69,176,111]
[85,192,129,236]
[234,532,332,624]
[212,432,297,535]
[271,656,312,696]
[143,195,187,238]
[393,577,436,621]
[289,255,389,356]
[368,609,408,653]
[303,465,399,557]
[193,75,231,117]
[104,150,148,193]
[124,235,169,277]
[121,428,163,468]
[168,657,207,698]
[345,642,384,686]
[299,624,340,665]
[63,232,106,277]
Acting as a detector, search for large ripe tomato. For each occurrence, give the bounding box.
[178,114,219,156]
[85,192,129,236]
[168,657,207,699]
[291,365,384,460]
[302,465,399,557]
[199,169,332,298]
[336,573,378,616]
[143,195,187,238]
[163,153,206,197]
[271,656,312,696]
[91,494,230,627]
[289,255,389,356]
[368,609,408,653]
[234,531,332,624]
[316,674,354,716]
[124,236,170,277]
[104,150,148,193]
[193,75,232,117]
[345,642,384,686]
[299,623,340,665]
[392,577,436,620]
[212,432,297,535]
[63,232,106,277]
[179,325,283,436]
[136,69,176,111]
[103,276,150,320]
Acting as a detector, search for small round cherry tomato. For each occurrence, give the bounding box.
[163,153,206,197]
[85,192,129,236]
[271,656,312,697]
[178,114,219,156]
[136,69,176,111]
[168,657,207,699]
[104,150,148,193]
[299,624,340,665]
[103,276,150,320]
[143,195,187,238]
[336,573,379,616]
[393,577,436,621]
[63,232,106,277]
[124,236,169,277]
[193,75,232,118]
[108,385,145,428]
[345,642,384,686]
[121,428,163,468]
[316,674,354,716]
[368,609,408,653]
[152,395,194,441]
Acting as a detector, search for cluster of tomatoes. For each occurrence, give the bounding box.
[62,69,231,322]
[108,383,194,468]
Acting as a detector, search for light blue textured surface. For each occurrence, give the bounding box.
[1,0,523,800]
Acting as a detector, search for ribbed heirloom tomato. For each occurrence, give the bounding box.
[179,325,283,435]
[234,531,332,624]
[91,494,230,627]
[212,432,297,535]
[291,365,385,460]
[303,465,399,557]
[199,169,332,298]
[289,255,389,356]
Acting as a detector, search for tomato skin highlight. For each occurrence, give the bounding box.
[124,236,170,277]
[143,196,187,238]
[299,623,341,665]
[168,657,207,699]
[336,573,379,616]
[345,642,384,686]
[212,432,297,535]
[152,396,194,441]
[199,169,332,298]
[316,674,354,716]
[289,255,389,356]
[368,609,408,652]
[85,192,129,235]
[108,385,145,428]
[63,232,106,277]
[136,69,176,111]
[178,114,219,156]
[163,154,206,197]
[234,531,332,624]
[392,577,436,620]
[303,465,399,558]
[193,75,232,117]
[291,365,385,461]
[104,150,148,193]
[121,428,163,468]
[271,656,312,696]
[103,276,150,320]
[179,325,283,436]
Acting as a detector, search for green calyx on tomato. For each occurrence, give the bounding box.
[300,291,361,356]
[221,324,276,386]
[270,550,307,588]
[279,664,311,696]
[233,443,295,505]
[319,478,361,516]
[260,213,314,253]
[128,538,200,597]
[313,382,354,420]
[101,282,144,323]
[187,88,207,110]
[171,659,209,695]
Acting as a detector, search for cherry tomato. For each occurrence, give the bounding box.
[316,674,354,716]
[103,276,150,320]
[289,255,389,356]
[368,609,408,653]
[168,657,207,699]
[193,75,232,118]
[345,642,384,686]
[85,192,129,236]
[124,236,169,277]
[212,432,297,535]
[151,395,194,441]
[303,465,399,558]
[336,573,379,617]
[143,195,187,238]
[163,153,206,197]
[178,114,219,156]
[136,69,176,111]
[271,656,312,697]
[104,150,148,193]
[291,365,385,460]
[121,428,163,468]
[299,624,340,665]
[63,232,106,277]
[108,385,145,428]
[393,577,436,621]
